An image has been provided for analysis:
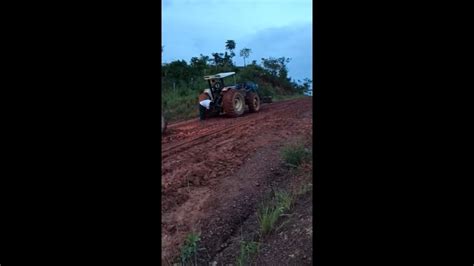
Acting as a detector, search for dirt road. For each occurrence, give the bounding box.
[161,97,313,264]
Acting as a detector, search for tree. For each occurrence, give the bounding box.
[223,52,232,68]
[302,78,312,94]
[239,48,251,67]
[190,56,209,76]
[225,40,236,53]
[261,57,291,79]
[165,60,190,82]
[211,53,224,68]
[225,40,236,65]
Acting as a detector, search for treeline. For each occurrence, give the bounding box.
[161,40,312,121]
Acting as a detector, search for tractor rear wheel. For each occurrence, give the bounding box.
[246,92,260,112]
[223,89,245,117]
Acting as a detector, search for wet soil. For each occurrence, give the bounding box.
[161,97,313,264]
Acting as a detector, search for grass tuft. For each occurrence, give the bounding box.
[236,241,259,266]
[179,232,200,265]
[257,191,295,236]
[281,143,311,168]
[275,191,293,213]
[257,205,282,236]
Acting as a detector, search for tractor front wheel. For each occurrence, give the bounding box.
[223,89,245,117]
[246,92,260,113]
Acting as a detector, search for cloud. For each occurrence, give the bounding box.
[162,0,313,83]
[238,23,312,82]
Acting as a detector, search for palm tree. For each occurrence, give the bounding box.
[225,40,236,52]
[240,48,251,67]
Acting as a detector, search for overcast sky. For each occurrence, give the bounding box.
[162,0,312,83]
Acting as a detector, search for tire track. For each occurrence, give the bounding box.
[161,99,308,195]
[161,100,293,145]
[161,100,298,159]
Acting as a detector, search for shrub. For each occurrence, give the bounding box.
[281,143,311,168]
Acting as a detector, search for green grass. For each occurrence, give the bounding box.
[162,87,201,123]
[298,182,313,195]
[272,93,306,102]
[281,142,311,168]
[257,141,312,237]
[257,190,295,236]
[275,190,294,212]
[257,205,283,236]
[179,232,201,265]
[236,241,259,266]
[236,139,313,263]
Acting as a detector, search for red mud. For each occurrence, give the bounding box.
[161,97,313,263]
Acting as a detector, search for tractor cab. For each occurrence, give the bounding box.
[203,72,237,100]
